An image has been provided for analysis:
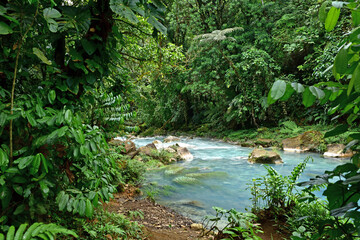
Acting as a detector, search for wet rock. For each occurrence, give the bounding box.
[164,147,176,153]
[255,138,275,147]
[175,199,205,208]
[324,144,354,158]
[248,148,283,164]
[169,144,194,160]
[138,143,157,156]
[108,139,136,154]
[190,223,204,230]
[164,136,180,143]
[282,131,323,152]
[241,140,256,147]
[152,140,162,145]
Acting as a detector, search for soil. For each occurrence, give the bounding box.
[105,186,291,240]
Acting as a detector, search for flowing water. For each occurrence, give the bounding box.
[133,137,348,223]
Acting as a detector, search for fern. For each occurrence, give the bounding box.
[280,120,303,134]
[0,222,78,240]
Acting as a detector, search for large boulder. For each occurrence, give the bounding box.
[282,131,323,152]
[248,148,283,164]
[164,136,180,143]
[167,144,193,160]
[108,139,136,154]
[324,144,354,158]
[138,143,157,156]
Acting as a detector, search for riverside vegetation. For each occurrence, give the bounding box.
[1,0,360,239]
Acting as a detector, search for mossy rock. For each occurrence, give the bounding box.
[185,171,228,179]
[173,176,201,185]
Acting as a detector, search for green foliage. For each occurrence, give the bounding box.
[279,121,303,135]
[202,207,262,240]
[72,210,143,240]
[0,222,78,240]
[119,158,146,186]
[249,157,311,214]
[0,0,166,230]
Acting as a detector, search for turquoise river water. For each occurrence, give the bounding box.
[133,137,348,223]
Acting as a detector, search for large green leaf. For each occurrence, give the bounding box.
[270,80,286,100]
[325,7,341,32]
[0,149,8,168]
[352,10,360,27]
[147,16,167,35]
[61,6,90,34]
[309,86,325,99]
[324,124,348,138]
[43,8,61,19]
[33,48,52,65]
[16,156,34,169]
[291,82,305,93]
[302,87,316,107]
[319,1,328,23]
[334,47,348,74]
[110,0,139,23]
[81,39,96,56]
[78,199,86,216]
[0,21,12,35]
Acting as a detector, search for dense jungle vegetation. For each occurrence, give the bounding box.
[1,0,360,239]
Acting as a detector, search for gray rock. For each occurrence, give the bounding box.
[248,148,283,164]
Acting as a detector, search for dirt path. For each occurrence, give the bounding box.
[105,187,289,240]
[105,188,211,240]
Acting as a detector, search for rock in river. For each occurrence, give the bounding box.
[324,144,354,158]
[282,130,323,152]
[248,148,283,164]
[164,136,180,143]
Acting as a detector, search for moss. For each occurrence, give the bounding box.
[185,171,228,179]
[173,176,201,185]
[164,166,185,176]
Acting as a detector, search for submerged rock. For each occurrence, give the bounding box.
[173,176,200,185]
[282,131,323,152]
[164,166,185,176]
[324,144,354,158]
[248,148,283,164]
[185,171,228,179]
[174,199,205,208]
[164,136,181,143]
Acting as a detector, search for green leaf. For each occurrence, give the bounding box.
[350,64,360,94]
[110,0,139,23]
[30,154,41,175]
[147,16,167,35]
[33,48,52,65]
[43,8,61,19]
[302,87,316,107]
[270,80,286,100]
[291,82,305,93]
[319,1,328,23]
[16,156,34,169]
[48,90,56,104]
[6,226,15,240]
[309,86,325,99]
[85,199,93,217]
[23,222,41,240]
[40,154,48,173]
[14,223,28,240]
[65,109,73,124]
[334,47,348,74]
[13,204,25,215]
[25,111,37,127]
[352,10,360,27]
[79,199,86,216]
[59,193,69,211]
[39,180,50,196]
[0,22,12,35]
[0,148,9,168]
[81,39,96,56]
[324,124,348,138]
[0,185,11,209]
[325,7,341,32]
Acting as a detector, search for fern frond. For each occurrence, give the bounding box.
[3,222,78,240]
